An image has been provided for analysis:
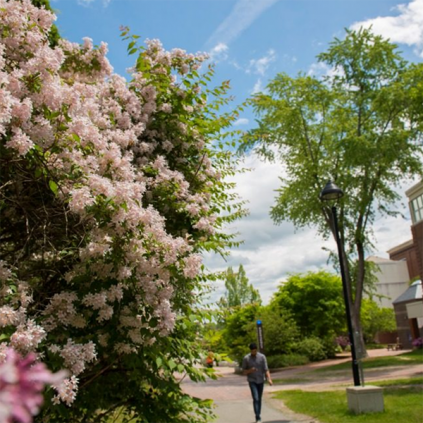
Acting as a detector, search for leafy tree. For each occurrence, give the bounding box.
[271,271,346,340]
[255,305,300,356]
[222,303,300,363]
[361,299,396,343]
[219,264,261,308]
[244,28,423,355]
[222,303,260,364]
[0,2,245,422]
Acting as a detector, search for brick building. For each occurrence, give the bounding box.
[388,180,423,348]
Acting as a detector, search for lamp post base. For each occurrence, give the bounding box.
[346,386,384,414]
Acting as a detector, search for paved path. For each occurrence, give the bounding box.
[182,366,305,423]
[182,349,422,423]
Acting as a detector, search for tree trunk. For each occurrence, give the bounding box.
[352,240,368,357]
[329,207,368,359]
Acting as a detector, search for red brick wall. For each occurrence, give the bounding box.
[411,220,423,279]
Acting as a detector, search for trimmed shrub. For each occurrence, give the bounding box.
[267,354,309,369]
[295,337,327,362]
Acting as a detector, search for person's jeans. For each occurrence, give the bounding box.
[248,381,264,420]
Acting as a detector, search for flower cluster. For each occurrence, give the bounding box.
[0,348,67,423]
[412,337,423,349]
[335,335,350,350]
[0,0,240,412]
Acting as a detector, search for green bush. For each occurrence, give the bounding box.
[294,337,327,361]
[321,334,339,358]
[267,354,309,369]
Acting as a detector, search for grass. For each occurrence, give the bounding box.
[315,349,423,372]
[334,377,423,388]
[272,377,311,384]
[373,376,423,387]
[273,384,423,423]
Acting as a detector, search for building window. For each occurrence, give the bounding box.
[411,194,423,224]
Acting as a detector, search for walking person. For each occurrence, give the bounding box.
[242,342,273,423]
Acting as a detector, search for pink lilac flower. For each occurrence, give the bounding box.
[0,348,67,423]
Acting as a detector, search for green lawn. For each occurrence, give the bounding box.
[272,377,311,384]
[315,349,423,372]
[273,382,423,423]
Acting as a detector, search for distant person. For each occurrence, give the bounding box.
[205,350,214,368]
[242,342,273,423]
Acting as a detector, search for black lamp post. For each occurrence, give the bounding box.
[320,180,361,387]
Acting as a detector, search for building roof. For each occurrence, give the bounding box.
[393,280,422,304]
[387,239,414,255]
[367,255,397,263]
[405,180,423,199]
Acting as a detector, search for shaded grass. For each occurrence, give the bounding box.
[373,376,423,386]
[333,377,423,388]
[272,377,311,385]
[273,385,423,423]
[315,349,423,372]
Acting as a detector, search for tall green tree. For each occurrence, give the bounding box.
[361,299,396,343]
[244,28,423,354]
[219,264,261,308]
[271,271,346,340]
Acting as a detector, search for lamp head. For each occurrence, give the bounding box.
[319,180,344,201]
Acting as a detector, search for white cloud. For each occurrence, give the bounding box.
[204,153,335,304]
[204,153,415,305]
[234,118,249,126]
[206,0,279,48]
[247,49,276,75]
[251,78,264,94]
[351,0,423,57]
[307,61,344,79]
[76,0,111,7]
[77,0,95,6]
[208,42,229,63]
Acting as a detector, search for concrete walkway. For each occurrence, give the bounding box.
[182,349,423,423]
[212,399,299,423]
[182,366,305,423]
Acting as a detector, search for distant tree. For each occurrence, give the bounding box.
[244,28,423,355]
[222,303,260,364]
[255,305,300,356]
[271,271,346,340]
[361,299,396,343]
[219,264,261,308]
[221,303,300,363]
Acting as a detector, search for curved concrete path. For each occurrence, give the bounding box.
[182,366,304,423]
[182,349,422,423]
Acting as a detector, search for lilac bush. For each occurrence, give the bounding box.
[0,0,243,421]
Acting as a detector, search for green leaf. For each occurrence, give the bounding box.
[49,180,58,195]
[127,40,136,51]
[34,167,43,178]
[156,357,162,368]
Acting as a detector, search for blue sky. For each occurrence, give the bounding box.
[52,0,423,303]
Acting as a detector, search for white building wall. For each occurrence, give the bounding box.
[366,257,410,309]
